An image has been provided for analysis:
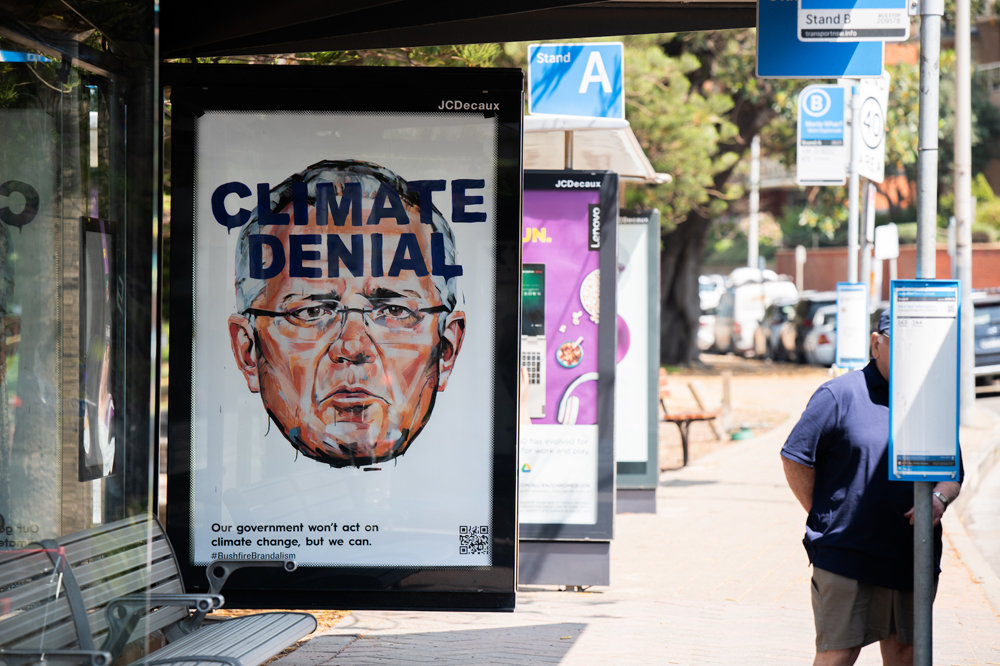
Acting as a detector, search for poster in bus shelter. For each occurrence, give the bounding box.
[165,65,522,610]
[519,170,617,541]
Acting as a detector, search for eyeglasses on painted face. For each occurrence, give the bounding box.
[244,300,450,341]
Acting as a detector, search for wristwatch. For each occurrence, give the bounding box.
[933,491,950,509]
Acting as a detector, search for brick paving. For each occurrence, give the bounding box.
[273,369,1000,665]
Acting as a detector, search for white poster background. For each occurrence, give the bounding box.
[890,286,960,478]
[614,223,650,463]
[192,112,497,567]
[835,283,868,368]
[519,424,598,524]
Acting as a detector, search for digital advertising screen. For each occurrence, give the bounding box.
[614,211,660,489]
[519,170,617,541]
[165,65,523,610]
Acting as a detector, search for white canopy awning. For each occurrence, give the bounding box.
[524,114,671,185]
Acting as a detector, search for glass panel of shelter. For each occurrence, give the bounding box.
[0,42,128,545]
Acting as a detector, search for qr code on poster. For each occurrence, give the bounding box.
[459,525,489,555]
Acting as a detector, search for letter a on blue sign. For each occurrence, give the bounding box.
[528,43,624,119]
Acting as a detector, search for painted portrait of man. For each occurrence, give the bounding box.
[227,160,466,468]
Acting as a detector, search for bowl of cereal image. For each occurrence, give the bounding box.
[557,337,584,368]
[579,270,600,321]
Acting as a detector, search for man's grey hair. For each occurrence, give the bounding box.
[235,159,460,314]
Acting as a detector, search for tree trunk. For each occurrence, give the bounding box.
[659,212,713,365]
[659,96,776,366]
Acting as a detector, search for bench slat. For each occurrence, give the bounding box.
[59,522,161,567]
[0,568,70,626]
[3,515,316,666]
[137,614,316,666]
[1,596,74,649]
[4,558,181,649]
[14,602,190,653]
[73,540,176,589]
[0,551,57,589]
[56,515,149,548]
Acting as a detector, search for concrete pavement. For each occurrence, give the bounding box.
[273,370,1000,665]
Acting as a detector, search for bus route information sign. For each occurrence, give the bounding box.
[797,84,848,186]
[888,280,961,482]
[835,282,868,369]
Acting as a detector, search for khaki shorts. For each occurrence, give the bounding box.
[811,566,920,651]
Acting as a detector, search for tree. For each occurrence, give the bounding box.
[647,31,795,364]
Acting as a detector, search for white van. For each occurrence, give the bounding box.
[714,278,798,356]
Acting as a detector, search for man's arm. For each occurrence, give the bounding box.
[782,455,815,513]
[904,481,961,526]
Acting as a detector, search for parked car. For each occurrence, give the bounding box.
[803,304,837,366]
[792,291,838,362]
[973,292,1000,385]
[699,274,728,312]
[715,278,798,356]
[753,297,799,360]
[698,311,717,352]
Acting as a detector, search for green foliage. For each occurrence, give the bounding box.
[500,36,744,233]
[619,35,740,230]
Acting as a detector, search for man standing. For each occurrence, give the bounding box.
[781,309,961,666]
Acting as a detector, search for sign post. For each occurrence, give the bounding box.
[912,0,946,655]
[861,182,878,297]
[797,85,848,186]
[848,81,862,282]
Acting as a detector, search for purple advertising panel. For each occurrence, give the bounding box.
[519,171,617,541]
[523,189,600,424]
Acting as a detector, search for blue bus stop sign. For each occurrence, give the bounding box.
[528,43,624,119]
[757,0,884,78]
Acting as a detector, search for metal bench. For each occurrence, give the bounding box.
[0,514,317,666]
[659,398,718,467]
[657,368,720,467]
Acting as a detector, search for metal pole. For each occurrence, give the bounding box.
[861,181,875,296]
[955,0,975,426]
[915,0,944,662]
[748,135,760,270]
[848,85,861,283]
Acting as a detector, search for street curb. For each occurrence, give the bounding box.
[943,511,1000,617]
[947,404,1000,616]
[951,406,1000,516]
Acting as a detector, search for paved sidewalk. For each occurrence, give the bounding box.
[275,372,1000,665]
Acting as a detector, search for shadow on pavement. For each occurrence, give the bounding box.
[659,479,719,487]
[331,622,587,663]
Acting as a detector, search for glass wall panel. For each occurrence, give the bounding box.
[0,42,129,542]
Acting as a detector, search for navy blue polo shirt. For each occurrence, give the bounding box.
[781,360,959,591]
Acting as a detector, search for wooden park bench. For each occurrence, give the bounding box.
[659,368,721,467]
[0,514,316,666]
